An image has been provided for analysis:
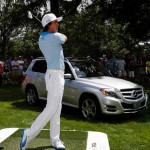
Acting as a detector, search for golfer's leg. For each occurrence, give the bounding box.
[28,73,59,141]
[50,102,62,142]
[50,75,64,142]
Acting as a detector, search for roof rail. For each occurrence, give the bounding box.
[87,56,95,61]
[64,58,69,61]
[36,57,45,59]
[65,57,74,60]
[66,57,95,61]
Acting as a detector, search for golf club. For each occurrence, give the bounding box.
[27,11,41,23]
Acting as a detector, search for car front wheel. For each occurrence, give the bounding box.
[80,96,100,120]
[26,86,39,105]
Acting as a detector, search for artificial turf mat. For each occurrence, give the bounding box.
[0,129,87,150]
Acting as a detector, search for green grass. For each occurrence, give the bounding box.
[0,83,150,150]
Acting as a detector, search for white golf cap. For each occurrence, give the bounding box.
[42,13,63,27]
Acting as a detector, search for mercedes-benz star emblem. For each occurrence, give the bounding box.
[133,91,138,98]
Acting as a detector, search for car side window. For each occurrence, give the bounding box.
[32,60,47,73]
[65,62,72,74]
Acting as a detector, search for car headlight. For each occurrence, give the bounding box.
[100,88,121,99]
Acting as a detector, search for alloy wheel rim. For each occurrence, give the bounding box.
[82,99,97,120]
[27,89,36,104]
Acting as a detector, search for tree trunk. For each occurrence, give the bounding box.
[1,35,8,57]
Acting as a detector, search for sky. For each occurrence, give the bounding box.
[78,0,92,11]
[42,0,93,15]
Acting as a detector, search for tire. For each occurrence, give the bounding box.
[80,95,101,120]
[25,86,39,105]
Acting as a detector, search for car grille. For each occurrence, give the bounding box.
[120,88,143,100]
[121,100,146,109]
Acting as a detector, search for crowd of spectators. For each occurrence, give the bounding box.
[0,56,32,85]
[98,53,150,82]
[1,53,150,85]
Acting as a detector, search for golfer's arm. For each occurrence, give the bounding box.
[63,34,67,42]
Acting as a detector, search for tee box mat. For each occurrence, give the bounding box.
[0,128,110,150]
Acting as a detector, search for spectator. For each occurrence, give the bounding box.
[116,56,127,79]
[18,56,24,70]
[105,55,116,76]
[135,55,145,81]
[2,60,11,84]
[128,57,135,81]
[11,57,19,84]
[111,54,118,77]
[125,54,131,79]
[18,56,24,81]
[23,57,30,72]
[7,56,12,71]
[98,57,104,65]
[102,54,107,66]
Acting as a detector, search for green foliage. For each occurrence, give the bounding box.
[0,0,29,56]
[0,0,83,57]
[1,0,150,58]
[61,0,150,57]
[10,27,42,57]
[61,3,125,58]
[107,0,150,40]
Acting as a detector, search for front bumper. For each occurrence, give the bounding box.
[98,93,148,115]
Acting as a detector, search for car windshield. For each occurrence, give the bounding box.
[70,60,111,78]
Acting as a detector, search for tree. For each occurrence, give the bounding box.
[0,0,83,57]
[72,0,150,54]
[61,2,125,58]
[0,0,25,56]
[10,27,42,57]
[106,0,150,40]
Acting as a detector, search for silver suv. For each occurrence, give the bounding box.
[22,57,148,120]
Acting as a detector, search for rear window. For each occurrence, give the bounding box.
[32,60,47,73]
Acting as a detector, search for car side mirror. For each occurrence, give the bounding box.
[64,73,72,79]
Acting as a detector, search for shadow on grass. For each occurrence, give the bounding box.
[11,100,45,113]
[61,105,83,121]
[27,146,54,150]
[11,100,83,121]
[97,110,150,124]
[0,84,23,102]
[0,146,53,150]
[11,99,150,124]
[61,105,150,124]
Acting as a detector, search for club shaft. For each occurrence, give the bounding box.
[32,13,41,23]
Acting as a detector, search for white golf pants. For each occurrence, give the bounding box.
[28,69,64,143]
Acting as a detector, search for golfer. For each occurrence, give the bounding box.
[20,13,67,150]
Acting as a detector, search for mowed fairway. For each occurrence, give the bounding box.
[0,84,150,150]
[0,129,87,150]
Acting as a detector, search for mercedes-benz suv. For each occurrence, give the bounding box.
[22,57,148,120]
